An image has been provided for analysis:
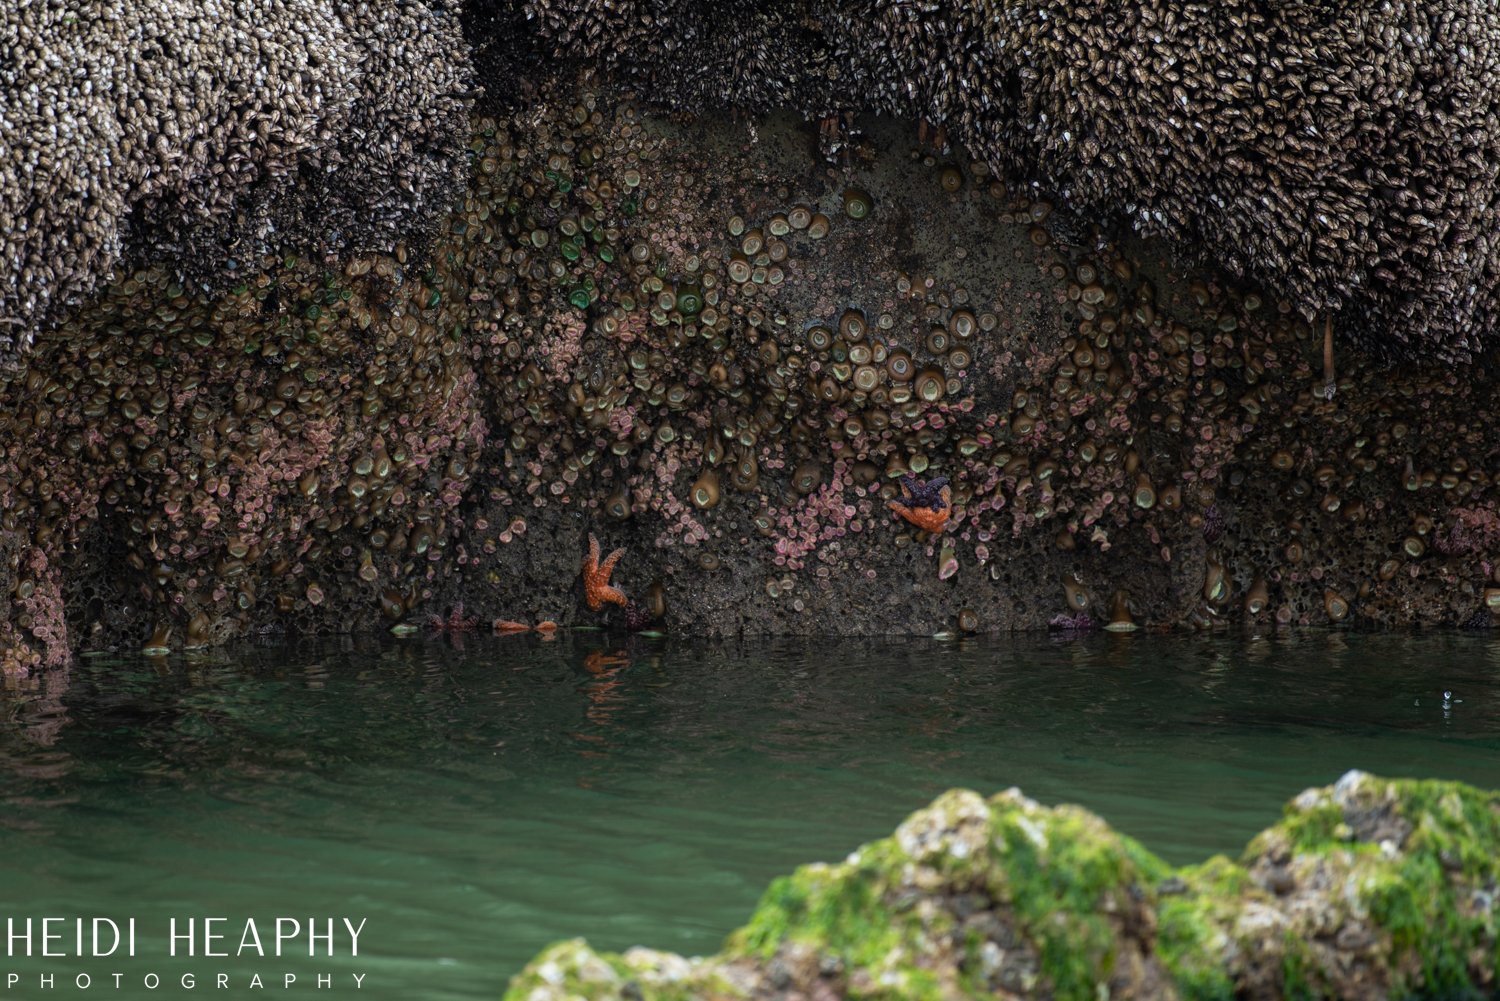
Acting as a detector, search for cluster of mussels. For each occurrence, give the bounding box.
[510,0,849,119]
[0,0,470,349]
[3,79,1500,670]
[504,0,1500,363]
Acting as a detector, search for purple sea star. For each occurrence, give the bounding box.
[898,475,950,511]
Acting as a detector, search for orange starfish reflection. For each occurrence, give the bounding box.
[583,650,631,674]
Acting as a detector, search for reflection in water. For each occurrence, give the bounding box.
[0,630,1498,998]
[577,646,632,753]
[2,660,72,748]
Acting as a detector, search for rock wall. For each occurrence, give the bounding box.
[0,0,470,352]
[503,771,1500,1000]
[4,80,1500,669]
[507,0,1500,363]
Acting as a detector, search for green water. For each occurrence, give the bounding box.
[2,631,1499,998]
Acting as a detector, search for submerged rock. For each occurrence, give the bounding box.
[504,772,1500,1000]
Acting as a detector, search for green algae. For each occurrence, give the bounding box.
[504,774,1500,1001]
[1258,796,1349,856]
[1353,779,1500,998]
[1153,855,1245,1000]
[1279,934,1338,1001]
[731,861,907,968]
[987,801,1167,997]
[505,939,738,1001]
[1236,774,1500,999]
[505,940,635,1001]
[725,793,971,1000]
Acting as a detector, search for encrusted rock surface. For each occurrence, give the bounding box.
[5,78,1500,669]
[0,0,470,351]
[5,6,1500,657]
[503,772,1500,1000]
[512,0,1500,363]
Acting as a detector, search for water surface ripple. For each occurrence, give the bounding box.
[1,631,1498,998]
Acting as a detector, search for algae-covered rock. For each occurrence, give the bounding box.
[1180,769,1500,999]
[504,772,1500,1000]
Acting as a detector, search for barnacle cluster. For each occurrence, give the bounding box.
[0,246,484,671]
[0,0,470,350]
[509,0,851,118]
[5,6,1500,664]
[512,0,1500,362]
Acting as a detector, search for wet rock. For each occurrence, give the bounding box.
[512,0,1500,364]
[0,0,471,349]
[5,76,1500,660]
[505,772,1500,1000]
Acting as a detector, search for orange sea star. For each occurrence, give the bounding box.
[888,482,951,535]
[582,533,628,611]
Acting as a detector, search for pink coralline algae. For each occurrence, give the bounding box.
[12,548,69,669]
[771,463,859,570]
[1438,506,1500,557]
[1048,612,1096,633]
[537,312,589,385]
